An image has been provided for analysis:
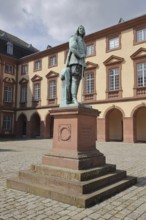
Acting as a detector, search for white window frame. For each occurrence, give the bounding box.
[137,62,146,87]
[137,28,146,42]
[21,64,28,75]
[85,72,94,94]
[7,42,13,55]
[109,37,119,50]
[109,68,119,91]
[34,83,40,101]
[20,84,27,103]
[5,64,14,74]
[3,115,12,130]
[49,55,57,67]
[4,85,13,102]
[49,79,56,99]
[34,60,41,71]
[86,44,94,57]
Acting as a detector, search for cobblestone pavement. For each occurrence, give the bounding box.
[0,139,146,220]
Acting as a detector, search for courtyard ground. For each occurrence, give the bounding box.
[0,139,146,220]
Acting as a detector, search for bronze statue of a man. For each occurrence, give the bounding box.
[61,25,86,105]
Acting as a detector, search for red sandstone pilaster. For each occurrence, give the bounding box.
[97,118,106,142]
[123,117,134,143]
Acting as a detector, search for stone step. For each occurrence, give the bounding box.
[7,176,137,208]
[18,169,127,194]
[31,163,116,181]
[82,170,127,194]
[81,176,137,207]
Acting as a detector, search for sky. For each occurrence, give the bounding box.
[0,0,146,51]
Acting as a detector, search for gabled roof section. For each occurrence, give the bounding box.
[31,74,43,82]
[86,61,98,70]
[46,71,59,79]
[131,47,146,59]
[104,55,124,66]
[19,78,29,84]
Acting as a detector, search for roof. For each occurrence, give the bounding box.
[0,29,39,53]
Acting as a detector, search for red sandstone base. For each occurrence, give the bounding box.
[42,106,105,169]
[7,106,137,207]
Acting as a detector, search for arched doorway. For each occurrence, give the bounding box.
[106,108,123,141]
[17,114,27,137]
[134,107,146,142]
[30,113,40,138]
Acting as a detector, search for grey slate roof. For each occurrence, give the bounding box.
[0,30,39,58]
[0,30,39,52]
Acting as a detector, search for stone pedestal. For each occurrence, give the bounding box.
[42,106,105,169]
[7,106,137,208]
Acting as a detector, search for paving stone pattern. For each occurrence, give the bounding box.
[0,139,146,220]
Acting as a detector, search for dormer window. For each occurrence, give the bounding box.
[7,42,13,55]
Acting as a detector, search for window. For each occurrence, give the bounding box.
[85,72,94,94]
[49,54,57,67]
[86,44,95,57]
[104,55,123,99]
[34,60,41,71]
[34,83,40,101]
[3,115,12,131]
[83,70,96,102]
[106,35,121,52]
[19,79,28,107]
[49,80,56,99]
[7,42,13,55]
[21,64,28,75]
[109,68,119,91]
[20,84,27,103]
[4,85,13,102]
[137,28,146,42]
[131,48,146,96]
[107,67,122,99]
[109,37,119,50]
[46,71,59,105]
[5,64,14,74]
[137,63,146,87]
[134,26,146,45]
[31,74,42,107]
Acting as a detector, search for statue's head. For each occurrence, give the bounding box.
[76,25,86,36]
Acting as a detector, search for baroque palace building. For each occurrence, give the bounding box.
[1,14,146,142]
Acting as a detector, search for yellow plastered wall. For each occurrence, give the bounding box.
[16,108,52,121]
[17,51,66,107]
[93,100,146,118]
[17,25,146,122]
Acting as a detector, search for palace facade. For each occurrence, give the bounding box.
[1,14,146,142]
